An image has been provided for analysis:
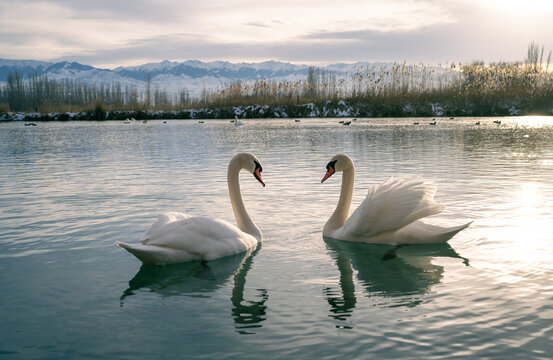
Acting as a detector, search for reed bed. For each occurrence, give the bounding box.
[1,61,553,117]
[199,62,553,117]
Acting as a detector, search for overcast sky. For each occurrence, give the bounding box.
[1,0,553,68]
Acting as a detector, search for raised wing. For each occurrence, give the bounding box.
[341,177,445,238]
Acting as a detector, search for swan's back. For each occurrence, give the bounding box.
[117,212,258,265]
[339,177,445,239]
[141,211,192,240]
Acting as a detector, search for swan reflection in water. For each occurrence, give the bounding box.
[323,237,469,326]
[121,245,267,334]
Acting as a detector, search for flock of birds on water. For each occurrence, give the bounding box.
[125,116,502,127]
[412,118,501,126]
[24,117,504,128]
[117,152,472,266]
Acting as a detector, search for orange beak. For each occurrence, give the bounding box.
[321,168,335,183]
[254,167,265,187]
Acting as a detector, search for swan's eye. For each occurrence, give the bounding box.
[326,160,337,171]
[321,160,337,183]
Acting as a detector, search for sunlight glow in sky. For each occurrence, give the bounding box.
[1,0,553,67]
[479,0,553,13]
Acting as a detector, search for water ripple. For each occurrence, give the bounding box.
[1,118,553,359]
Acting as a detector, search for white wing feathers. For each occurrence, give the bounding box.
[137,212,254,260]
[140,212,192,242]
[342,177,445,238]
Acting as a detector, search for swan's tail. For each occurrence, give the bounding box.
[435,221,472,242]
[395,220,473,244]
[116,241,189,266]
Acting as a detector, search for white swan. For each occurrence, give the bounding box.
[234,116,245,126]
[116,152,265,265]
[321,154,471,244]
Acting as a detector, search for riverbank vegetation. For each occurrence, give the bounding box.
[1,44,552,120]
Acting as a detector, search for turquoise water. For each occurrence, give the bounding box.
[1,117,552,359]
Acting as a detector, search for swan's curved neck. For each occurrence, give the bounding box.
[228,159,262,241]
[324,166,354,234]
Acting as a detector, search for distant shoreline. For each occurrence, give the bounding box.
[2,100,552,122]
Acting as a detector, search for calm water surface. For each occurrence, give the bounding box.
[1,117,552,359]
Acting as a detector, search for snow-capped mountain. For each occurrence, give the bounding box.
[0,58,377,97]
[113,59,309,80]
[0,58,316,97]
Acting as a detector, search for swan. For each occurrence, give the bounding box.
[234,116,245,126]
[116,152,265,265]
[321,154,471,244]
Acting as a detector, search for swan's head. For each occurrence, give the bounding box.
[321,154,353,183]
[235,152,265,187]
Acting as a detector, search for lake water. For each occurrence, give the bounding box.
[1,117,552,359]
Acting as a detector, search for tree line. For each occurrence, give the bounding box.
[0,72,192,113]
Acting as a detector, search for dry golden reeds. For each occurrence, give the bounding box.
[2,57,553,116]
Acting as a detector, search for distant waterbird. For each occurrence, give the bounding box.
[234,116,245,127]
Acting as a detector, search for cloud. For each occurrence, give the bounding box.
[244,21,271,28]
[1,0,553,67]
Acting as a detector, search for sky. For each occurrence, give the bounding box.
[1,0,553,68]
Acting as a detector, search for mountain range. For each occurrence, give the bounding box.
[0,58,381,98]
